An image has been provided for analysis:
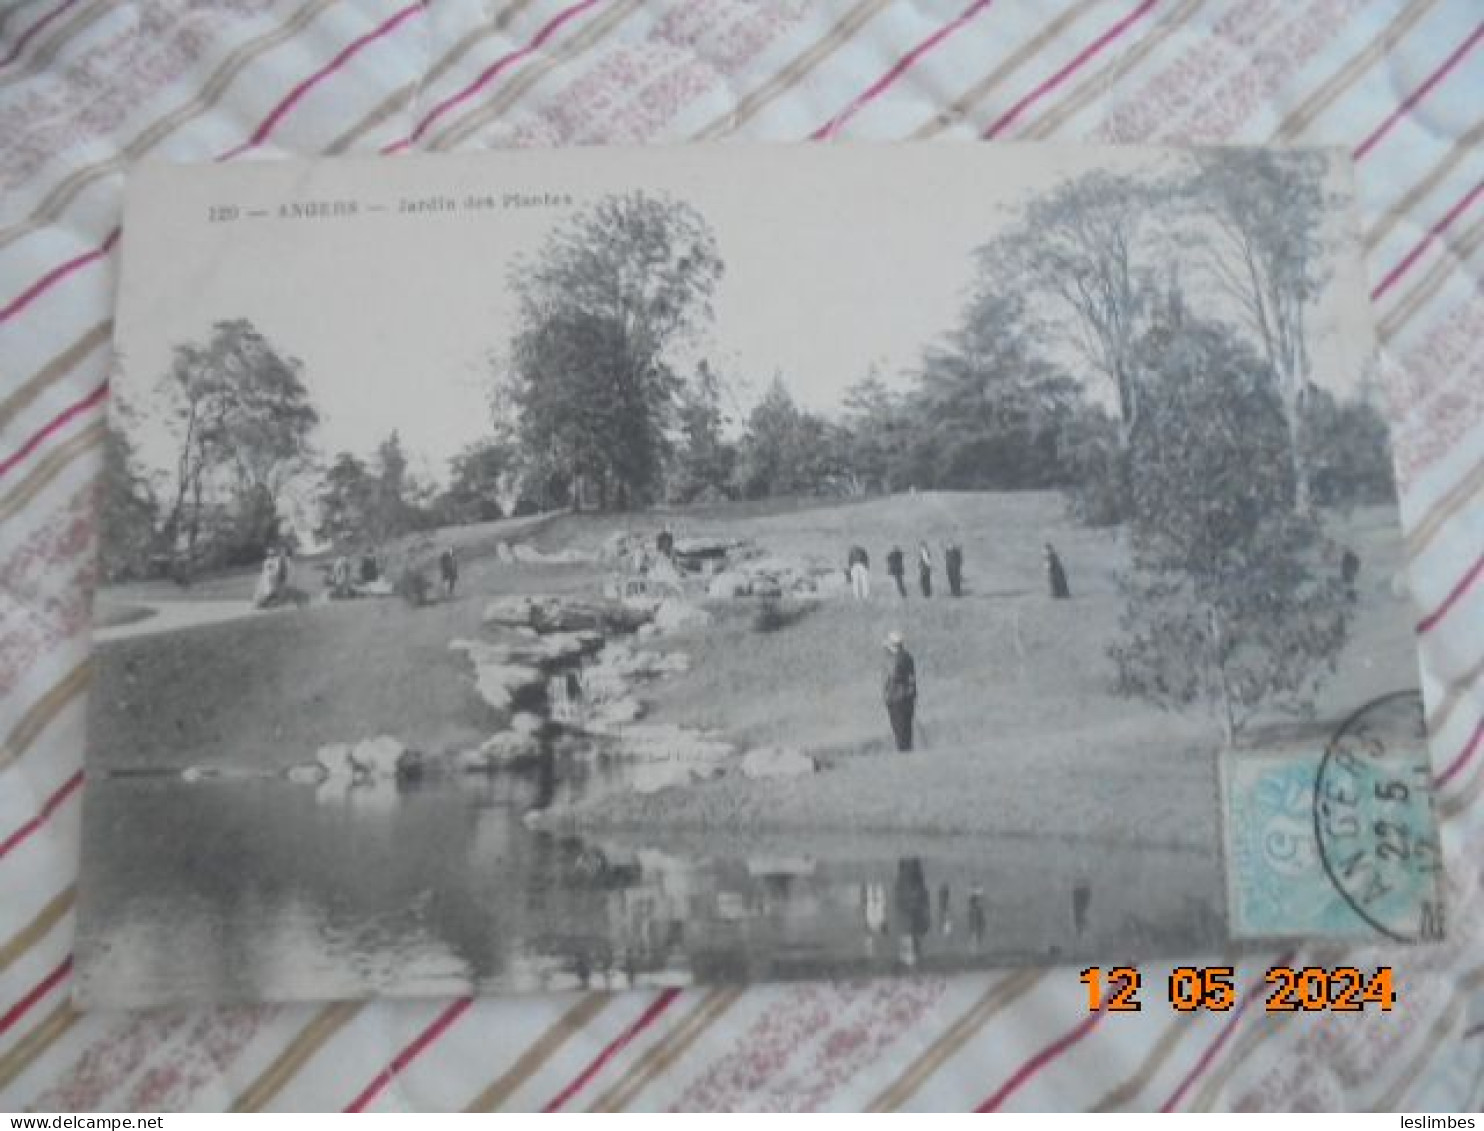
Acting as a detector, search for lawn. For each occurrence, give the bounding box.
[88,490,1419,853]
[549,492,1419,846]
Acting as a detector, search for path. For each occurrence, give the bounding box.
[93,598,297,643]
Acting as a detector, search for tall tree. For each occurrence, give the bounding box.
[315,452,376,548]
[913,290,1080,489]
[155,319,317,570]
[732,376,842,498]
[980,170,1160,442]
[505,192,723,509]
[839,368,903,495]
[1109,313,1350,745]
[99,406,161,581]
[669,360,735,503]
[1189,148,1330,510]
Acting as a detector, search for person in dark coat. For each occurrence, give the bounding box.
[1044,543,1070,599]
[917,541,933,598]
[656,527,675,559]
[1340,547,1360,600]
[967,885,987,948]
[885,545,907,597]
[944,541,964,597]
[439,546,459,598]
[883,630,916,752]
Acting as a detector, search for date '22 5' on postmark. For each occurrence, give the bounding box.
[1224,691,1445,943]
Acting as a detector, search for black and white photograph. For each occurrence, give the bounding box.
[76,143,1439,1008]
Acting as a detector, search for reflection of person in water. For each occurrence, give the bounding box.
[968,885,987,948]
[860,881,888,956]
[895,858,931,968]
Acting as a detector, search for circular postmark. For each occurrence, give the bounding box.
[1312,690,1444,942]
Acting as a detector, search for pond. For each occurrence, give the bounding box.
[75,756,1224,1006]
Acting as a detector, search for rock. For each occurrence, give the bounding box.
[316,742,353,779]
[707,571,750,598]
[629,760,724,794]
[449,639,546,709]
[637,623,660,641]
[316,735,409,780]
[740,745,817,780]
[482,595,651,635]
[749,578,784,600]
[607,724,736,765]
[285,763,328,785]
[814,569,849,597]
[588,696,644,730]
[461,730,544,770]
[594,645,690,679]
[674,536,734,559]
[354,735,409,777]
[511,711,544,735]
[653,599,711,633]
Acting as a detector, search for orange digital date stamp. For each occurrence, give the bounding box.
[1080,965,1396,1012]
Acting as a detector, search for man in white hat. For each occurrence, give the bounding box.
[882,629,917,752]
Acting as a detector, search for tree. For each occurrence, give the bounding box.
[1301,386,1397,508]
[155,319,317,570]
[316,452,375,548]
[731,376,845,498]
[1109,314,1351,745]
[980,170,1161,442]
[838,369,904,495]
[1188,148,1331,510]
[505,192,723,509]
[98,409,160,581]
[438,439,511,525]
[912,290,1081,489]
[668,360,735,503]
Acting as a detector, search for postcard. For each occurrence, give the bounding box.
[75,142,1442,1007]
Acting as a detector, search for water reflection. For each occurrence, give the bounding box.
[76,767,1223,1006]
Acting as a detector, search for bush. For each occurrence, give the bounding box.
[397,565,432,607]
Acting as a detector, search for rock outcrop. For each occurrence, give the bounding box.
[739,745,818,780]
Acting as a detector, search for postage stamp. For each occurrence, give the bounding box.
[1224,691,1445,943]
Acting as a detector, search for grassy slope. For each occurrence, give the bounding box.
[88,556,593,772]
[549,492,1419,845]
[89,491,1418,849]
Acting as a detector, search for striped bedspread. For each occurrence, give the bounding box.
[1,0,1481,1112]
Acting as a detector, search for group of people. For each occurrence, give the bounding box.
[872,540,1076,754]
[859,862,990,966]
[326,545,460,600]
[846,541,966,601]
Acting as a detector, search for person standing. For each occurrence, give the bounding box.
[882,630,916,752]
[1045,542,1070,599]
[886,545,907,597]
[439,546,459,598]
[847,544,871,600]
[917,541,933,598]
[944,541,964,597]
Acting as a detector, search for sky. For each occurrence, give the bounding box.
[114,143,1377,487]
